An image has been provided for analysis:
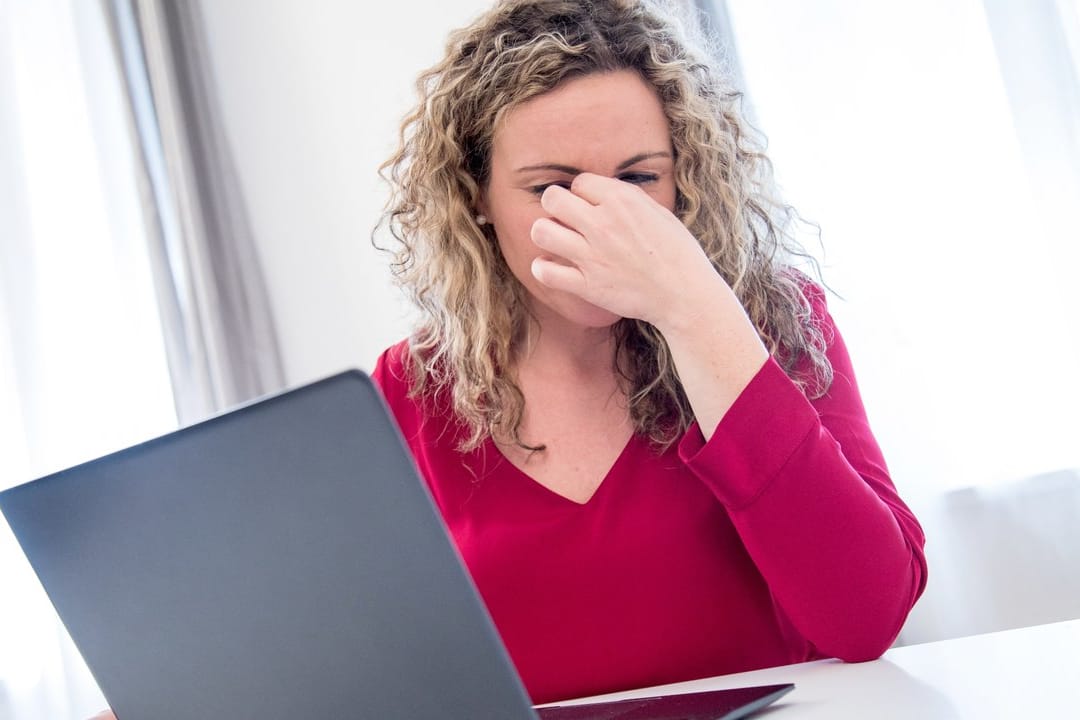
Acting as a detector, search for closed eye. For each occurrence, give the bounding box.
[618,172,659,185]
[528,172,659,196]
[528,181,573,195]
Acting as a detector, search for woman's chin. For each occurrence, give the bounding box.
[577,307,623,328]
[551,297,623,329]
[524,287,624,331]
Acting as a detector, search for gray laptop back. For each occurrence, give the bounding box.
[0,370,537,719]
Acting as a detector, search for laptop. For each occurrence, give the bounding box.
[0,369,793,719]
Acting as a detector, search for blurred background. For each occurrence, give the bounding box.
[1,0,1078,717]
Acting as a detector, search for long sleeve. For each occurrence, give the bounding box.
[677,290,927,660]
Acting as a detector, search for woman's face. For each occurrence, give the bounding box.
[480,69,677,329]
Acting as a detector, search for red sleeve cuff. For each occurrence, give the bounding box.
[677,357,820,510]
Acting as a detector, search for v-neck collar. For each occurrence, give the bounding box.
[483,433,637,508]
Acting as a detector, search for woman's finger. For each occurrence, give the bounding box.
[566,171,626,205]
[530,217,587,262]
[531,256,586,294]
[539,183,597,234]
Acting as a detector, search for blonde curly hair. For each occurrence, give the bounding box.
[376,0,831,452]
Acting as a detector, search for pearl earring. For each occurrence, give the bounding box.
[476,214,488,225]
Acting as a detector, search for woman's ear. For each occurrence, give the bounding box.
[475,197,490,226]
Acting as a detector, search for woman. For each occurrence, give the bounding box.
[92,1,926,717]
[372,0,926,705]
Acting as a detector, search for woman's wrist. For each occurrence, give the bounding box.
[652,268,769,438]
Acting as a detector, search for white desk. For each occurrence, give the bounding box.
[554,620,1080,718]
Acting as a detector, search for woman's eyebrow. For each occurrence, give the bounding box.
[614,151,672,171]
[514,162,581,175]
[514,151,672,175]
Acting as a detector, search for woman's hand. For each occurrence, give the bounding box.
[530,172,718,328]
[89,711,116,720]
[533,172,768,438]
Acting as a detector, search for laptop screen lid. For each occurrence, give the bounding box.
[2,370,795,720]
[0,370,537,719]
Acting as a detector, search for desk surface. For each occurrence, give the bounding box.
[554,619,1080,718]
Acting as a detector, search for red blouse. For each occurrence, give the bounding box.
[371,291,926,704]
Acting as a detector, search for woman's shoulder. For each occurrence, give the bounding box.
[370,338,466,453]
[371,339,410,387]
[781,268,837,350]
[370,338,428,434]
[370,338,420,411]
[785,267,829,316]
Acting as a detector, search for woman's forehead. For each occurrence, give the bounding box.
[490,70,672,169]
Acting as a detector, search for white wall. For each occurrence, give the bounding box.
[197,0,492,386]
[898,468,1080,646]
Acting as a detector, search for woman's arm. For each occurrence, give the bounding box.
[676,286,927,660]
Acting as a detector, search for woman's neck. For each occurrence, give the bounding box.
[515,307,619,382]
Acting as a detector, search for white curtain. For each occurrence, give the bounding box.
[1,0,288,716]
[103,0,287,423]
[0,0,174,717]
